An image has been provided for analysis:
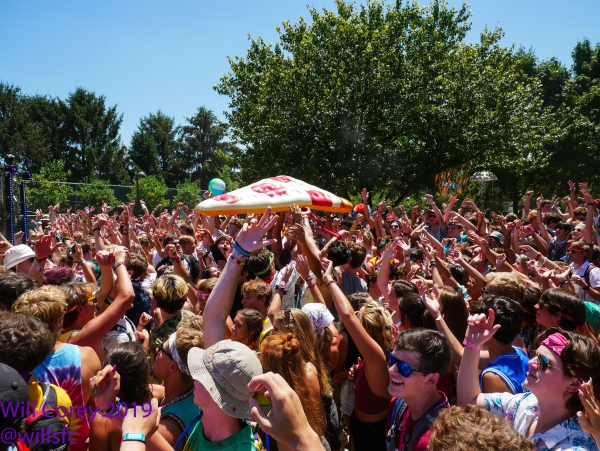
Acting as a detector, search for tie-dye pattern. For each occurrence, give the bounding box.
[33,344,89,451]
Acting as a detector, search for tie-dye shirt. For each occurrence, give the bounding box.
[33,343,89,451]
[483,391,598,450]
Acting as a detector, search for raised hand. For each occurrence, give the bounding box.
[577,378,600,439]
[361,188,369,204]
[34,234,63,260]
[466,308,501,347]
[296,254,311,280]
[235,207,279,252]
[93,213,109,230]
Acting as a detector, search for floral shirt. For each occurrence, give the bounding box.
[482,391,598,450]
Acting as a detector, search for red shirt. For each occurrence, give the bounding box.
[386,392,449,451]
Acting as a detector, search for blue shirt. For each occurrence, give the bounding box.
[479,346,529,394]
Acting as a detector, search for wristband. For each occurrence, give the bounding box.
[170,257,182,264]
[326,279,336,288]
[435,312,444,321]
[463,338,481,351]
[122,432,146,443]
[113,262,124,270]
[583,285,591,291]
[232,241,251,258]
[93,227,101,233]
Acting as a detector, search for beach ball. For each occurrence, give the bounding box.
[208,178,226,195]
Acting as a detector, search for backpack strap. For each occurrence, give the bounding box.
[404,399,447,451]
[584,263,596,286]
[386,398,408,451]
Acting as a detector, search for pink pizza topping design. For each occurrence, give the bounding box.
[306,190,333,207]
[269,176,293,183]
[252,183,287,197]
[212,194,240,204]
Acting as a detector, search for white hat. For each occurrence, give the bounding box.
[3,245,35,269]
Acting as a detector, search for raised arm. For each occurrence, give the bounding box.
[203,208,278,348]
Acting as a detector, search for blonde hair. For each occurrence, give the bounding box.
[151,274,188,314]
[12,286,67,332]
[175,316,205,382]
[241,279,273,305]
[359,300,394,351]
[485,272,525,303]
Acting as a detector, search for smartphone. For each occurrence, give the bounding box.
[70,244,77,253]
[85,207,90,214]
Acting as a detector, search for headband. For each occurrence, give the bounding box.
[167,332,190,375]
[541,332,568,357]
[256,252,274,275]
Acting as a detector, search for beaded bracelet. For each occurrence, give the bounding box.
[171,257,182,264]
[232,241,251,258]
[230,255,245,265]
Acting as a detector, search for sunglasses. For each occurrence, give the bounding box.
[227,227,238,233]
[536,353,560,372]
[172,241,181,246]
[568,249,581,253]
[158,343,174,361]
[386,350,435,377]
[390,224,400,229]
[86,295,98,306]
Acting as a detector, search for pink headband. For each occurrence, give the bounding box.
[541,332,568,357]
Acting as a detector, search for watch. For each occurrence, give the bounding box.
[583,285,591,291]
[277,281,288,293]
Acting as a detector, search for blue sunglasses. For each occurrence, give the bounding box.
[386,349,435,377]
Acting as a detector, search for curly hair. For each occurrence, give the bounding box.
[104,342,152,405]
[261,333,326,437]
[0,312,55,373]
[274,308,331,397]
[151,274,188,314]
[241,279,273,307]
[12,285,67,332]
[428,405,534,451]
[43,265,76,286]
[327,241,351,267]
[174,315,204,382]
[485,272,525,303]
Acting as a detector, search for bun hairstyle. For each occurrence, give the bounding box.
[261,332,326,437]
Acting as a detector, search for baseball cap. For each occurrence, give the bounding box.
[3,244,36,269]
[188,340,262,418]
[0,362,29,431]
[386,214,398,221]
[488,231,503,242]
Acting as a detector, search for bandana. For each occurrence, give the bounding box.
[541,332,568,357]
[302,303,334,336]
[167,332,190,375]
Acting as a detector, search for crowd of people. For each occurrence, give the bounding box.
[0,180,600,451]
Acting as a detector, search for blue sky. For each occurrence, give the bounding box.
[2,0,599,146]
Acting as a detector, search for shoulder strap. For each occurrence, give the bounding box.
[173,411,203,451]
[406,402,446,451]
[387,398,408,451]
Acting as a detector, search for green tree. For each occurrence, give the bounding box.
[173,180,202,208]
[26,161,74,210]
[129,175,169,210]
[129,111,180,184]
[60,87,127,184]
[217,0,548,204]
[76,179,118,209]
[178,107,234,188]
